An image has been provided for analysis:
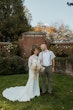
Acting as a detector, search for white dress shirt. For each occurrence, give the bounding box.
[39,50,55,66]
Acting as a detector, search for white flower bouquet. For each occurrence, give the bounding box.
[31,62,45,75]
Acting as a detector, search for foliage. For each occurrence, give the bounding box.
[0,42,21,57]
[6,43,21,56]
[23,6,32,25]
[67,2,73,6]
[50,45,73,57]
[0,0,31,42]
[0,74,73,110]
[6,43,14,52]
[32,23,73,43]
[0,56,25,75]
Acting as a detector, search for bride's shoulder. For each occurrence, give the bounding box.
[29,55,33,60]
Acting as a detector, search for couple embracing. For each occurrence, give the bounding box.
[2,44,55,102]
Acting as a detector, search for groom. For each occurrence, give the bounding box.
[39,44,55,96]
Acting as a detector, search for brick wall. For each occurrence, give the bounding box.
[18,32,46,57]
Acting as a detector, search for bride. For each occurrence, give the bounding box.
[2,45,44,102]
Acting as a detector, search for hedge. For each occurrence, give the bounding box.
[0,56,25,75]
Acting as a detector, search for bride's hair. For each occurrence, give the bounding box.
[31,45,40,55]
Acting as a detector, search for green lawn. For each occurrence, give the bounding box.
[0,73,73,110]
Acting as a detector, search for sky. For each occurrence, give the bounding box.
[24,0,73,30]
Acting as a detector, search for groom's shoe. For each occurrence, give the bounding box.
[49,91,54,96]
[41,92,46,96]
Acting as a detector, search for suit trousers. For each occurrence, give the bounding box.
[41,66,52,93]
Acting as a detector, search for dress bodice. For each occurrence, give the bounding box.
[28,55,40,69]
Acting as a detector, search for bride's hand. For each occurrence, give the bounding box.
[34,67,38,74]
[34,68,38,79]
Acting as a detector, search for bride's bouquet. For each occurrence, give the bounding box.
[31,62,45,77]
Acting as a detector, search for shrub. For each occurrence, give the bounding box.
[50,45,73,57]
[0,56,25,75]
[6,43,21,56]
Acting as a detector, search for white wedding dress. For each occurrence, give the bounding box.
[2,55,41,102]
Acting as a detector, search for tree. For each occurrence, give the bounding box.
[67,2,73,6]
[0,0,31,42]
[52,23,73,43]
[32,22,56,42]
[23,6,32,25]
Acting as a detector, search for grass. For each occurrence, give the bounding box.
[0,73,73,110]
